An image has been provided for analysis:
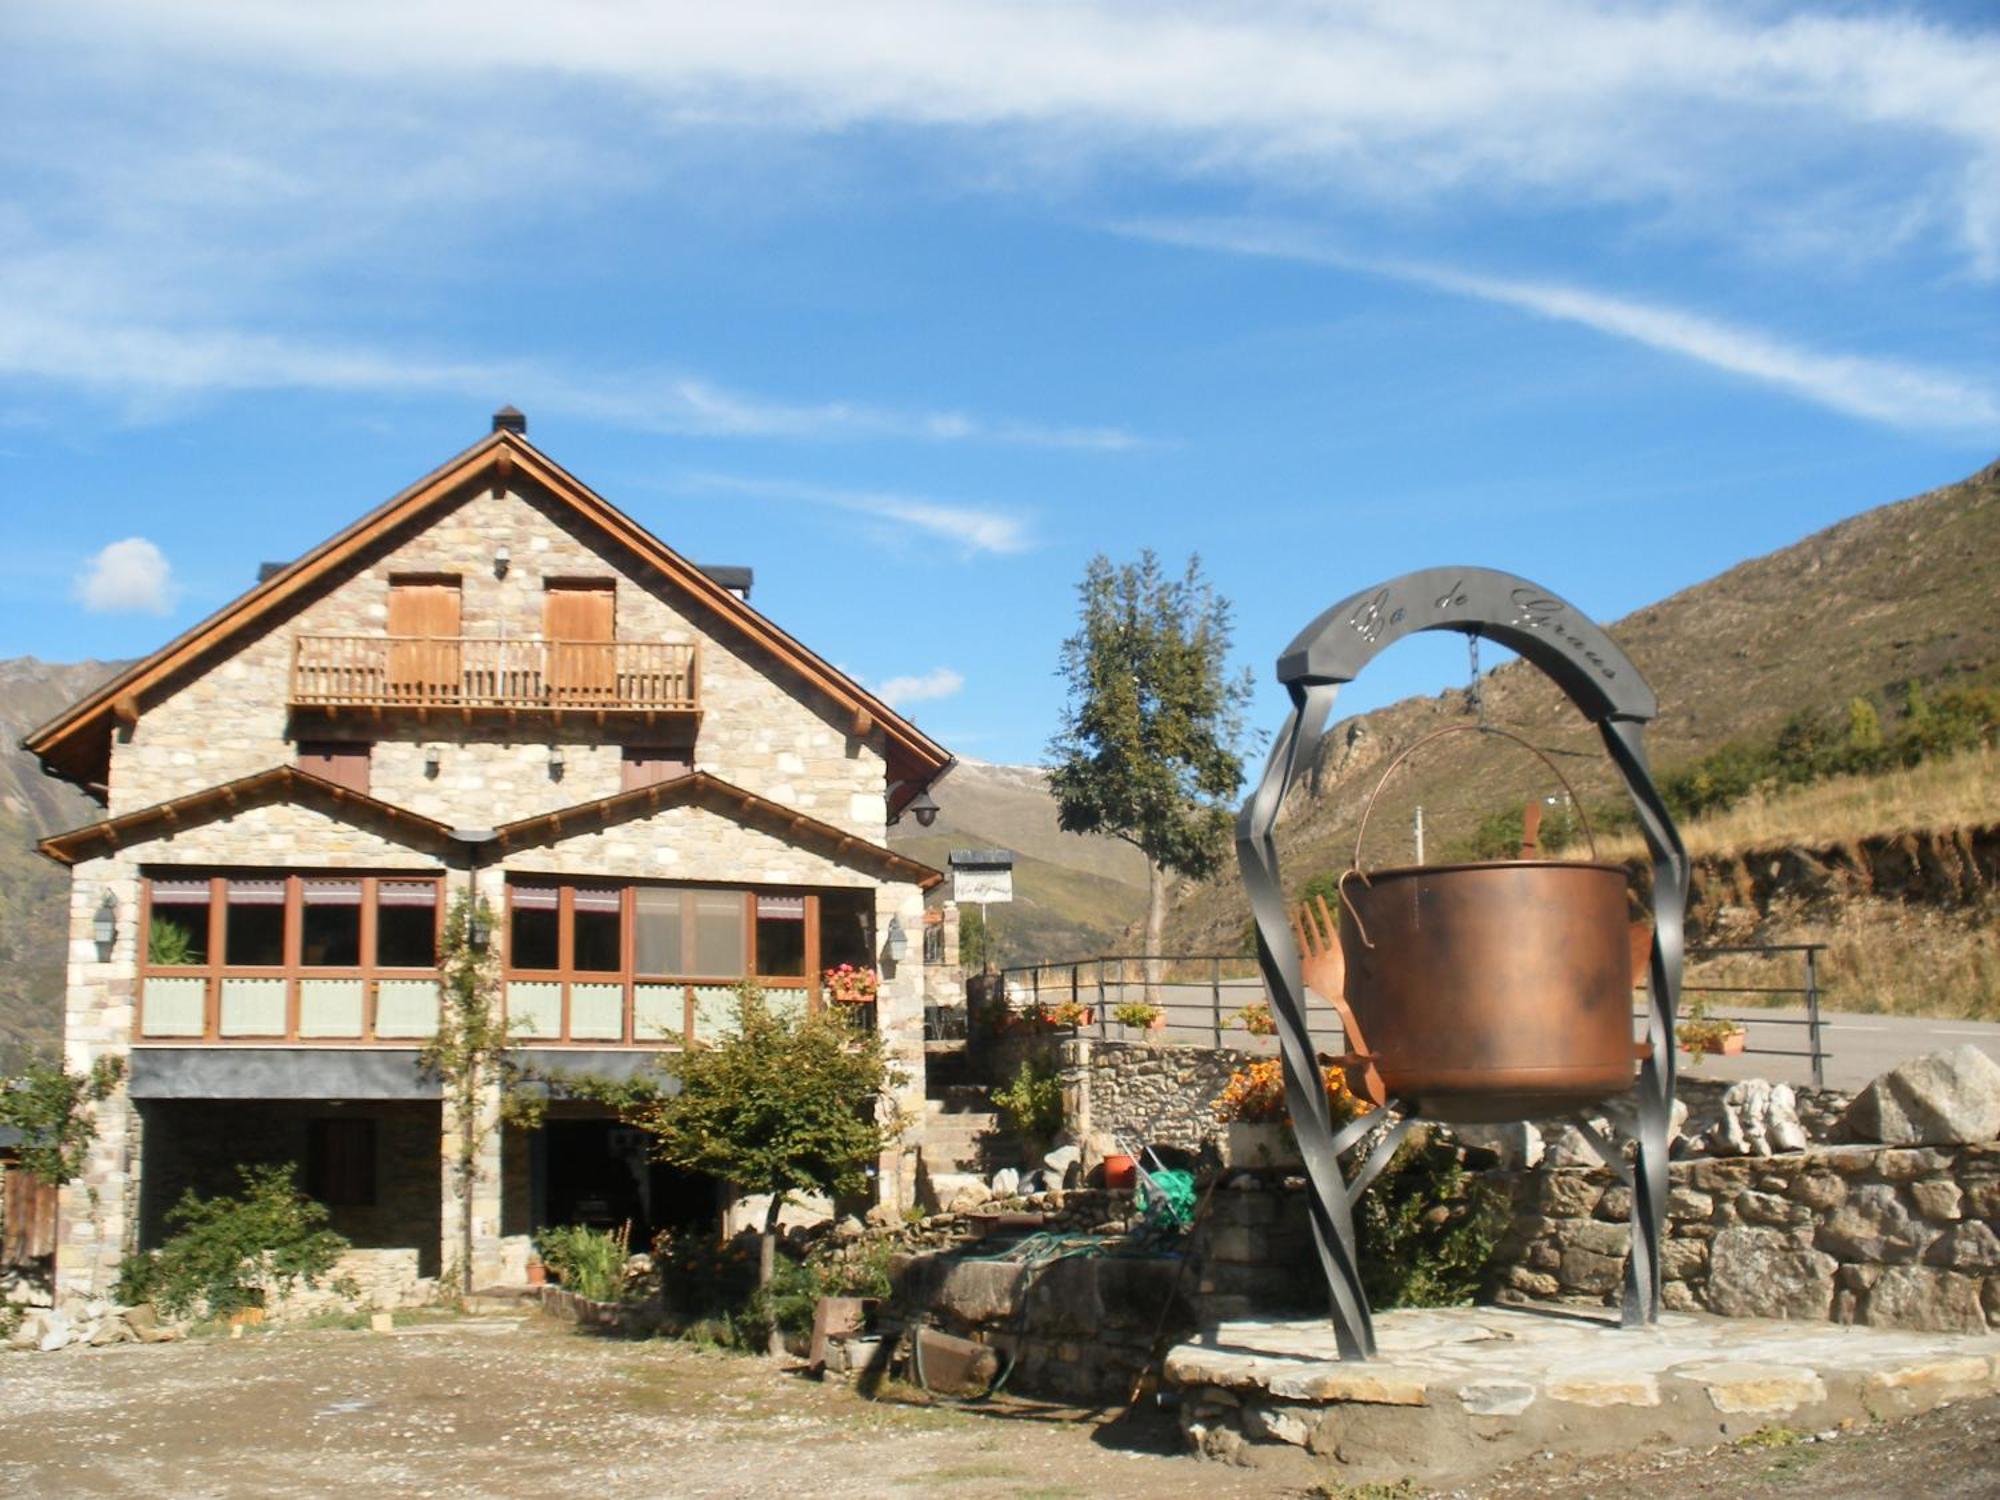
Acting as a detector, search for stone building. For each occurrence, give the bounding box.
[24,413,952,1301]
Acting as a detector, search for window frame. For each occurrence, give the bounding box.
[136,871,445,1044]
[501,879,829,1046]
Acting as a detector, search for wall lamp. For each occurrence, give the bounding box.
[449,829,500,951]
[548,745,565,780]
[424,746,442,778]
[884,915,909,964]
[494,545,511,579]
[93,891,118,953]
[887,783,940,829]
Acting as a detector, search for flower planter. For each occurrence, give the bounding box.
[1681,1026,1747,1058]
[1220,1120,1301,1170]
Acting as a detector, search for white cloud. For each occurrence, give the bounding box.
[677,473,1035,557]
[875,667,965,709]
[1117,219,2000,435]
[0,301,1141,450]
[27,1,2000,274]
[74,537,175,614]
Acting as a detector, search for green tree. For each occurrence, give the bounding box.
[1046,551,1253,989]
[957,905,995,972]
[628,985,903,1352]
[0,1054,124,1184]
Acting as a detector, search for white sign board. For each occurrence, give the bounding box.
[952,867,1013,905]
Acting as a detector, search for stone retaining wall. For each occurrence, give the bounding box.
[1491,1142,2000,1333]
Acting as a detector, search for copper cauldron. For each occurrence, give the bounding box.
[1326,725,1645,1124]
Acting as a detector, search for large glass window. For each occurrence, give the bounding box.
[148,879,211,965]
[692,890,746,977]
[301,879,363,966]
[510,885,561,971]
[633,886,684,975]
[820,890,875,971]
[572,888,622,972]
[375,881,438,968]
[755,894,806,977]
[225,879,286,966]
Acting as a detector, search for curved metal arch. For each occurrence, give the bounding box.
[1236,567,1688,1360]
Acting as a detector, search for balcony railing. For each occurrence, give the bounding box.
[291,635,699,714]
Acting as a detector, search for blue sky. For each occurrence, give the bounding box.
[2,2,1997,768]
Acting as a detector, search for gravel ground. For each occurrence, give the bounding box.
[0,1315,1994,1499]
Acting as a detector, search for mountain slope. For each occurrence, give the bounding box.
[1161,456,2000,952]
[0,658,125,1069]
[887,758,1149,964]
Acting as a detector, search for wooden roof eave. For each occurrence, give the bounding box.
[490,772,944,890]
[35,766,458,867]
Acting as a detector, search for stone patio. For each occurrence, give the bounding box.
[1165,1304,2000,1484]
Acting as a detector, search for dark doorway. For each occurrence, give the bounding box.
[531,1115,720,1246]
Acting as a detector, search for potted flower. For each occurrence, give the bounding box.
[1231,1001,1276,1037]
[1211,1059,1356,1167]
[1678,999,1747,1062]
[823,964,880,1030]
[1113,1000,1165,1038]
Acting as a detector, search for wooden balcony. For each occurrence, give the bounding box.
[290,635,699,719]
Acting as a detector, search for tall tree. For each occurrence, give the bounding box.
[1047,551,1253,987]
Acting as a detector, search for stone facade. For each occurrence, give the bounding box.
[43,436,944,1302]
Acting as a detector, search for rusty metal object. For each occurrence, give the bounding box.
[1338,859,1639,1123]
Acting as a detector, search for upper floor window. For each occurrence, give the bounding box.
[296,741,371,794]
[621,746,692,790]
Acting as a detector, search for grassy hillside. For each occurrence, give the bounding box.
[0,658,124,1070]
[887,758,1150,966]
[1162,456,2000,954]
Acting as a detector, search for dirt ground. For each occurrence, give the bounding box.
[0,1314,1995,1499]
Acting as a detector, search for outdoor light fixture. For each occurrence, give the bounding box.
[424,746,441,777]
[493,545,511,579]
[93,891,117,951]
[449,829,500,952]
[884,915,908,964]
[469,910,492,951]
[886,782,941,829]
[548,745,565,779]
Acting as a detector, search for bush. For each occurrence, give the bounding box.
[1355,1134,1505,1310]
[654,1230,894,1348]
[992,1054,1064,1142]
[537,1223,631,1303]
[116,1163,352,1318]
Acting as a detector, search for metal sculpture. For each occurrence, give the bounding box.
[1235,568,1688,1361]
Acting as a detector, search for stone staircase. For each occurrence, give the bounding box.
[916,1047,1027,1210]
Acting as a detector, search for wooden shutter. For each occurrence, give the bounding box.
[387,577,462,704]
[545,581,615,704]
[620,746,692,790]
[296,741,371,794]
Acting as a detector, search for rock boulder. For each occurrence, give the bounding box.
[1843,1045,2000,1146]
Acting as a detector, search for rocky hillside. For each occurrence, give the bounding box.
[0,658,124,1069]
[1161,456,2000,954]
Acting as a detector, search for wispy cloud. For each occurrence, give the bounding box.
[676,473,1035,557]
[874,667,965,709]
[1118,219,2000,435]
[29,2,2000,275]
[75,538,176,615]
[0,301,1141,450]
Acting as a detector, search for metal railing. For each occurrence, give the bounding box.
[291,635,699,713]
[996,942,1832,1087]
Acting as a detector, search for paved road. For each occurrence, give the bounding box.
[1016,976,2000,1093]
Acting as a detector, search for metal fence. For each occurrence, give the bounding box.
[996,942,1831,1088]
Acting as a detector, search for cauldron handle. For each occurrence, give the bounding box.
[1350,722,1600,871]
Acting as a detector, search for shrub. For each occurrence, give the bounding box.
[992,1053,1064,1142]
[1212,1057,1354,1124]
[0,1054,124,1184]
[1355,1134,1505,1310]
[537,1222,631,1303]
[1112,1000,1163,1030]
[117,1163,352,1318]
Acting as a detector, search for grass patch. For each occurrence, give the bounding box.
[895,1461,1025,1484]
[1306,1479,1427,1500]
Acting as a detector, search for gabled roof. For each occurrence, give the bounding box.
[491,771,944,890]
[37,766,458,866]
[23,428,953,798]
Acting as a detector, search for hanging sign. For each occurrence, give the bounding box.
[948,848,1014,905]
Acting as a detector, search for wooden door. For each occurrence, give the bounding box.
[545,581,615,704]
[387,579,461,704]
